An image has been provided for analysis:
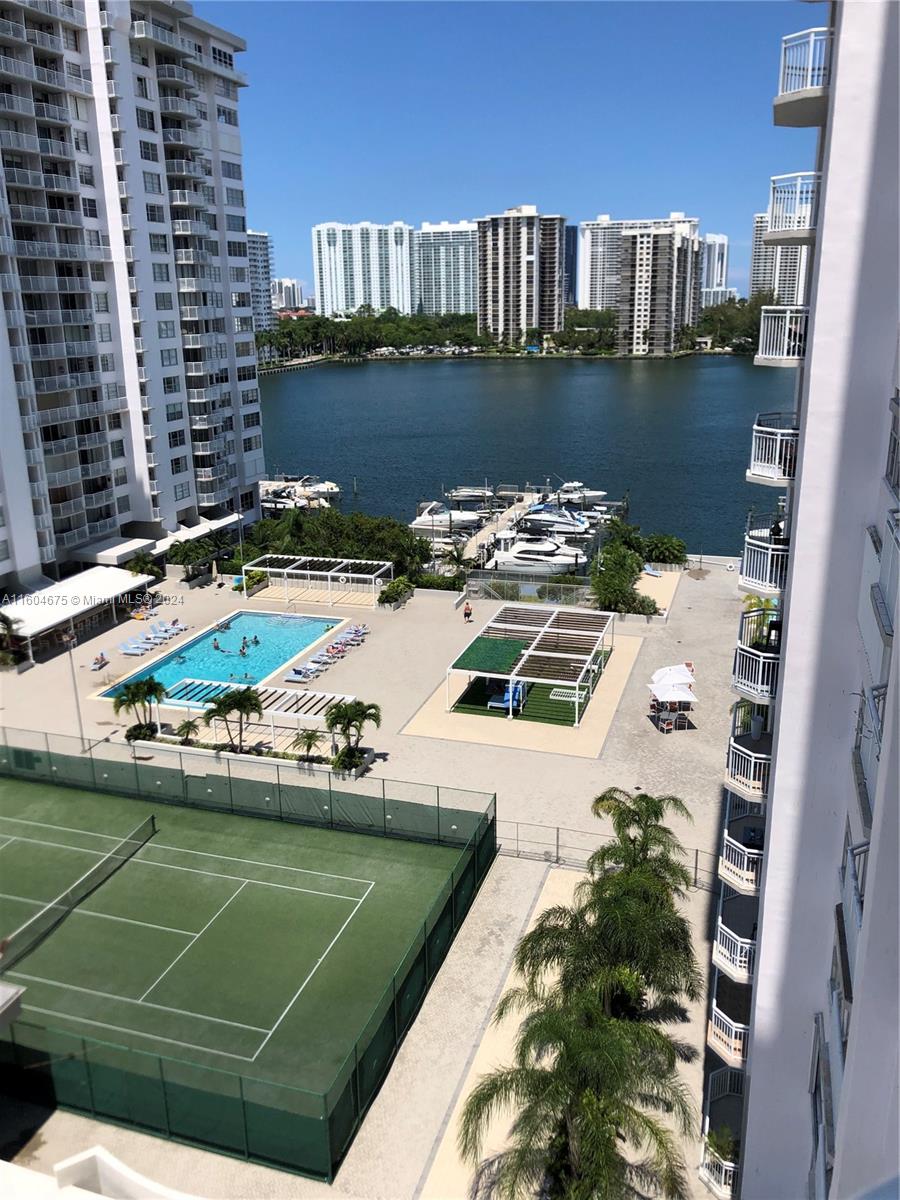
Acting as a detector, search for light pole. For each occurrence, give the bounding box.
[61,627,86,752]
[236,512,247,599]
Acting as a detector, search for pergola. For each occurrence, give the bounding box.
[447,604,615,727]
[243,553,393,605]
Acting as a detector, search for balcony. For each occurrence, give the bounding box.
[699,1068,744,1198]
[840,842,868,980]
[765,173,820,246]
[733,607,781,702]
[739,512,789,597]
[755,306,808,367]
[131,20,191,54]
[719,793,765,895]
[747,411,799,486]
[712,888,757,985]
[156,63,198,93]
[707,971,752,1067]
[774,29,832,127]
[726,701,772,800]
[165,158,206,179]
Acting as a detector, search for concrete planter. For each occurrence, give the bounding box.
[134,739,375,779]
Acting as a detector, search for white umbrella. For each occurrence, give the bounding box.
[651,663,694,686]
[647,682,698,704]
[211,560,219,581]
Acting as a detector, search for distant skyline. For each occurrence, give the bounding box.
[199,0,816,297]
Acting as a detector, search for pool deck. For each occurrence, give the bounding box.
[0,563,741,1199]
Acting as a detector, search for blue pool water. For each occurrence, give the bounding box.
[104,611,337,698]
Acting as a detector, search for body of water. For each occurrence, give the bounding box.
[260,356,795,555]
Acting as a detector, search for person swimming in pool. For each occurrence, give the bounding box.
[212,637,222,651]
[251,635,260,646]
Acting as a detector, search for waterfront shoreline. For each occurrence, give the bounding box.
[258,348,737,374]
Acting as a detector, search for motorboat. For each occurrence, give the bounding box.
[517,503,592,537]
[553,481,607,506]
[485,530,586,575]
[293,475,341,500]
[445,485,495,504]
[410,501,481,534]
[259,475,341,509]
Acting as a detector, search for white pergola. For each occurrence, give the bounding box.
[447,604,615,727]
[242,553,393,603]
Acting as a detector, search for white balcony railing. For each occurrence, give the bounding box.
[720,832,763,895]
[733,636,780,702]
[708,1001,750,1067]
[768,172,820,235]
[748,411,799,484]
[727,703,772,799]
[779,29,832,96]
[700,1142,738,1199]
[740,516,790,595]
[841,842,868,976]
[756,307,808,365]
[712,918,756,984]
[699,1068,745,1197]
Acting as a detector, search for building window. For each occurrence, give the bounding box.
[174,481,191,500]
[226,214,245,233]
[146,203,165,223]
[241,388,259,405]
[230,292,250,308]
[73,130,89,153]
[149,233,168,253]
[216,105,238,126]
[161,348,178,367]
[80,198,98,219]
[143,171,162,194]
[236,365,256,382]
[94,292,110,313]
[116,494,131,514]
[168,429,186,448]
[136,108,156,131]
[155,293,173,311]
[140,140,158,162]
[225,188,244,207]
[240,489,255,512]
[90,262,105,282]
[235,340,253,357]
[152,263,170,282]
[166,402,183,421]
[110,439,125,459]
[99,353,115,372]
[114,467,128,486]
[157,320,176,338]
[96,323,112,343]
[163,376,181,394]
[242,411,260,429]
[886,406,899,496]
[78,164,94,187]
[242,435,262,453]
[171,456,188,475]
[136,75,149,99]
[226,242,247,259]
[234,316,253,333]
[211,47,235,70]
[221,160,242,180]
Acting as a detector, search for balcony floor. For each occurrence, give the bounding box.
[720,891,758,940]
[726,812,766,851]
[731,731,773,757]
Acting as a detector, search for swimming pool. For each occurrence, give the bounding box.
[103,611,338,700]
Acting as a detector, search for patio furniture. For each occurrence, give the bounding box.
[674,712,689,730]
[118,641,146,656]
[658,714,675,734]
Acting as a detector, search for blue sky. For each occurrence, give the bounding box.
[200,0,816,297]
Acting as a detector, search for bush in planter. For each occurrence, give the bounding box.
[234,568,267,592]
[332,745,366,772]
[378,576,413,605]
[416,572,465,592]
[642,533,687,565]
[125,721,158,743]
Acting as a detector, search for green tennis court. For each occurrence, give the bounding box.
[0,776,495,1178]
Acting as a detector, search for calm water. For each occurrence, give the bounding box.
[260,357,795,554]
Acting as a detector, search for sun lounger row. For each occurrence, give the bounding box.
[117,620,188,656]
[284,624,370,682]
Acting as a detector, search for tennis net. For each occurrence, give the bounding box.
[0,814,157,974]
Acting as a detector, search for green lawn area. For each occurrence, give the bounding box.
[452,677,580,726]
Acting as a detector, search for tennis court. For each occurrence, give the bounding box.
[0,776,495,1178]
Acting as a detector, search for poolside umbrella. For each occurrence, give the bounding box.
[647,682,698,704]
[211,560,218,581]
[650,664,694,686]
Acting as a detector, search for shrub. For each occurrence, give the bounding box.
[124,721,158,743]
[643,533,687,565]
[234,569,267,592]
[332,745,365,772]
[591,542,659,615]
[603,518,646,557]
[378,576,413,605]
[416,572,465,592]
[707,1126,737,1163]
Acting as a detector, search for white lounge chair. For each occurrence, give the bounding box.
[119,641,145,656]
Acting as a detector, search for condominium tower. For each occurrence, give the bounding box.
[749,211,809,304]
[0,0,264,587]
[616,215,701,356]
[699,5,898,1199]
[247,229,274,332]
[311,220,414,317]
[476,204,565,342]
[271,276,301,310]
[577,212,700,317]
[701,233,731,308]
[414,220,477,315]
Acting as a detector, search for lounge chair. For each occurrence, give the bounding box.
[119,641,146,656]
[150,622,176,640]
[167,619,188,633]
[487,682,527,712]
[643,564,662,577]
[90,652,110,671]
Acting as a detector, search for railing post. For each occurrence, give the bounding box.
[555,825,560,863]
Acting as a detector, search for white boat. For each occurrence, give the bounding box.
[260,475,341,507]
[410,501,481,533]
[446,485,494,503]
[486,532,586,576]
[518,503,592,537]
[293,474,341,499]
[553,481,607,506]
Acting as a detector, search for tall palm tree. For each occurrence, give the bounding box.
[588,788,693,896]
[127,550,163,581]
[459,982,693,1200]
[440,543,477,577]
[113,677,166,728]
[325,699,381,758]
[203,687,263,754]
[291,727,324,761]
[175,717,200,746]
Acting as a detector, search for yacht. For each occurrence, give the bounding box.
[486,531,586,576]
[410,501,481,534]
[517,503,592,537]
[293,475,341,500]
[553,481,607,506]
[445,485,495,504]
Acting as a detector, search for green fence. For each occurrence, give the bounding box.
[0,726,492,849]
[0,726,498,1179]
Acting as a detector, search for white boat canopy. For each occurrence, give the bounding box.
[1,565,156,645]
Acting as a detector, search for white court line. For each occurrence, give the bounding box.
[9,971,269,1033]
[0,892,196,937]
[0,835,366,902]
[0,814,376,886]
[139,879,248,1003]
[23,1006,259,1062]
[251,879,375,1062]
[0,836,15,851]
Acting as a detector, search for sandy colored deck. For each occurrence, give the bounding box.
[401,633,643,758]
[636,567,683,611]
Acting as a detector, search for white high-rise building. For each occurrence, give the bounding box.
[247,230,274,332]
[271,277,302,310]
[749,212,809,304]
[702,233,729,289]
[577,212,700,314]
[0,0,265,586]
[413,221,477,315]
[311,221,414,317]
[476,205,565,342]
[699,6,899,1200]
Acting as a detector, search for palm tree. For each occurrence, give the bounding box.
[113,677,166,729]
[127,550,163,581]
[459,982,693,1200]
[175,717,200,746]
[291,727,324,761]
[0,612,22,671]
[203,687,263,753]
[440,543,476,577]
[587,788,693,897]
[742,592,779,614]
[325,699,381,761]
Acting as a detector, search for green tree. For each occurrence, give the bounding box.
[203,687,263,753]
[291,727,324,761]
[325,699,382,767]
[113,677,166,735]
[127,550,163,582]
[174,717,200,746]
[440,543,477,578]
